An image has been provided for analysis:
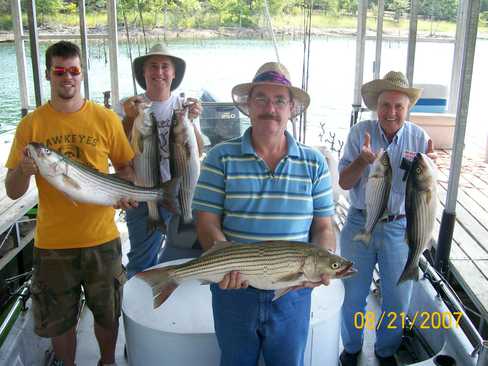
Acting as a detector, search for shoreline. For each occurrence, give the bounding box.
[1,26,487,44]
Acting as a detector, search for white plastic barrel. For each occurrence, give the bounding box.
[123,259,344,366]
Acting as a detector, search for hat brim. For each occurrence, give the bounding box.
[231,82,310,118]
[361,79,422,111]
[133,54,186,91]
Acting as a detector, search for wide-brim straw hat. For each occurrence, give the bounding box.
[231,62,310,118]
[361,71,422,111]
[133,44,186,91]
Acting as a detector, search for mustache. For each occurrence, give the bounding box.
[258,113,280,121]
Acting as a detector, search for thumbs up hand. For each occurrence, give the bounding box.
[358,132,376,165]
[426,139,438,162]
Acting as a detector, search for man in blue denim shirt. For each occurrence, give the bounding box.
[193,62,336,366]
[338,71,436,366]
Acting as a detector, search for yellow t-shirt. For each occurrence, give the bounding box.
[5,100,134,249]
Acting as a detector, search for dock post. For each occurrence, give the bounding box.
[476,340,488,366]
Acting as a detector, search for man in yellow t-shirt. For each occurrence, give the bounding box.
[5,41,135,366]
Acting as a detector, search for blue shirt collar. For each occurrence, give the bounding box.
[376,120,405,145]
[241,127,300,158]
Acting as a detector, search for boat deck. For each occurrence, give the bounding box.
[0,164,37,272]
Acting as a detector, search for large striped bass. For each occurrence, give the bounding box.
[131,102,165,231]
[170,106,200,225]
[137,240,357,308]
[399,153,437,284]
[27,142,178,207]
[354,150,392,245]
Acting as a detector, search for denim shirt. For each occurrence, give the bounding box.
[338,120,430,215]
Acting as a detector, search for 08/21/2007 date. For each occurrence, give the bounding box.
[353,311,462,330]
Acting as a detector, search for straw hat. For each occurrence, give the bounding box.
[133,44,186,91]
[361,71,422,111]
[231,62,310,118]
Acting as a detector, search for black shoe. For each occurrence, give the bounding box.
[375,352,398,366]
[339,349,360,366]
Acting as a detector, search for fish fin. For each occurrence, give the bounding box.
[275,273,304,282]
[177,217,194,234]
[62,174,81,190]
[397,265,420,285]
[130,125,143,155]
[202,240,234,256]
[147,218,166,234]
[353,231,371,246]
[273,287,295,301]
[136,267,178,309]
[427,238,436,249]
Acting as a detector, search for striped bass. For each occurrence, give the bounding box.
[170,105,200,224]
[131,102,165,231]
[27,142,178,207]
[137,240,357,308]
[399,153,437,284]
[354,150,392,245]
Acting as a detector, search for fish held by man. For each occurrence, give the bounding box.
[27,142,179,207]
[398,152,437,284]
[354,150,392,245]
[136,240,357,308]
[169,105,200,225]
[130,102,165,231]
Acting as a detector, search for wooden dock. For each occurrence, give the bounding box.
[0,165,37,271]
[335,149,488,325]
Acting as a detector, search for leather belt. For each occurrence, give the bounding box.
[380,214,406,222]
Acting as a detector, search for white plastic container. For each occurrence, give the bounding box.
[123,259,344,366]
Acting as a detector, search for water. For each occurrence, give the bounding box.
[1,37,487,153]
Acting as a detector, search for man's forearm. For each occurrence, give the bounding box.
[310,216,337,252]
[5,167,31,200]
[339,157,368,190]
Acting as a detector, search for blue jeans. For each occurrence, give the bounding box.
[211,284,311,366]
[340,208,413,357]
[125,202,171,278]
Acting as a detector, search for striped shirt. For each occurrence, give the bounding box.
[193,128,335,243]
[338,120,430,215]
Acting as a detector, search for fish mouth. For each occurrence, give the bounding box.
[335,263,357,278]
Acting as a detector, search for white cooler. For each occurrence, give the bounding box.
[123,259,344,366]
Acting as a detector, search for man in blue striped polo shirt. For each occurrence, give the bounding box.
[192,62,336,366]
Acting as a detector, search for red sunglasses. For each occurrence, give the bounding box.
[51,66,82,76]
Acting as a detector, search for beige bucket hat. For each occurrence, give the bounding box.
[361,71,422,111]
[231,62,310,118]
[133,44,186,91]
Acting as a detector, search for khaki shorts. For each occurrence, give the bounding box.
[31,238,127,337]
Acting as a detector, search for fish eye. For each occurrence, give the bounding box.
[416,167,422,174]
[331,262,340,270]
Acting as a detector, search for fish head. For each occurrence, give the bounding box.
[410,153,437,190]
[27,142,65,177]
[370,150,391,178]
[313,249,357,279]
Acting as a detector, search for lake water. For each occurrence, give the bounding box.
[0,37,487,153]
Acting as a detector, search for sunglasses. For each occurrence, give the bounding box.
[51,66,82,76]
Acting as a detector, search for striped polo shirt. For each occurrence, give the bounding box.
[192,127,335,243]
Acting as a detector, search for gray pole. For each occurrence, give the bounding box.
[78,0,90,99]
[373,0,384,80]
[107,0,120,107]
[11,0,30,116]
[406,0,418,86]
[351,0,368,127]
[435,0,480,275]
[448,0,469,113]
[26,0,44,107]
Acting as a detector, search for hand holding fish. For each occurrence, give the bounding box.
[113,197,139,210]
[185,97,202,121]
[358,132,376,165]
[124,95,145,120]
[426,139,438,162]
[218,270,249,290]
[19,147,38,177]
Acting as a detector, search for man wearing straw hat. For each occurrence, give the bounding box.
[115,44,203,278]
[192,62,336,366]
[338,71,436,366]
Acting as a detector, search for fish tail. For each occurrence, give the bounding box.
[147,218,166,234]
[161,178,181,213]
[397,265,419,285]
[353,231,371,246]
[136,267,178,308]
